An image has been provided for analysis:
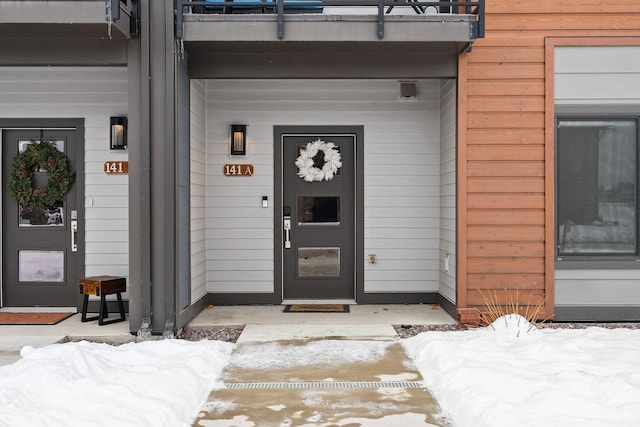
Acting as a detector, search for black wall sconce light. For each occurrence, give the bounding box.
[230,124,247,155]
[110,116,127,150]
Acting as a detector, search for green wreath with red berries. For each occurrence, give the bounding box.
[8,141,75,209]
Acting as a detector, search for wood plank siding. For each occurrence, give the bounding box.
[457,0,640,318]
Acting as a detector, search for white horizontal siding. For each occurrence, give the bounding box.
[367,207,439,218]
[208,238,273,250]
[190,79,207,303]
[209,282,274,293]
[366,195,439,206]
[439,79,456,303]
[0,67,129,290]
[205,79,442,295]
[555,46,640,105]
[204,80,266,293]
[207,249,272,260]
[555,269,640,306]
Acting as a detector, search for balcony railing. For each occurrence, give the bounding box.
[106,0,140,38]
[177,0,484,40]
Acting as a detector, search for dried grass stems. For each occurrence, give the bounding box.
[477,289,550,333]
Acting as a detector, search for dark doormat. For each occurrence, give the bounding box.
[283,304,350,313]
[0,312,75,325]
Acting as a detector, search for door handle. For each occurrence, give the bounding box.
[283,206,291,249]
[283,216,291,249]
[71,220,78,252]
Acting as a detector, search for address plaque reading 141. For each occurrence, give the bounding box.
[104,161,128,174]
[224,164,254,176]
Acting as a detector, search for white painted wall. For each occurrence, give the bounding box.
[439,79,456,303]
[190,79,207,303]
[0,67,129,291]
[554,46,640,308]
[204,79,442,295]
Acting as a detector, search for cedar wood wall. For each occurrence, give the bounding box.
[457,0,640,317]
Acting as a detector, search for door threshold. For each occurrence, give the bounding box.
[281,299,357,305]
[0,307,77,313]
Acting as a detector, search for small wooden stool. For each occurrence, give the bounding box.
[79,276,126,325]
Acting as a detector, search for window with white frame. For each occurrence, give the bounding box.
[557,117,638,256]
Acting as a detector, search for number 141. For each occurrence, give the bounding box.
[104,161,128,174]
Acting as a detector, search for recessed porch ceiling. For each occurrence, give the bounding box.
[0,24,128,66]
[186,41,460,79]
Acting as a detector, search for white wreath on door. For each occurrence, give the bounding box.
[295,139,342,182]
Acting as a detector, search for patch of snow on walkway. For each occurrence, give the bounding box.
[0,339,233,427]
[404,315,640,427]
[231,340,391,370]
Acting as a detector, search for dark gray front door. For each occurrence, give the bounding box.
[2,128,81,307]
[281,133,355,300]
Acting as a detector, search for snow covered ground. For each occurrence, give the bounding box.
[0,339,233,427]
[404,314,640,427]
[1,317,640,427]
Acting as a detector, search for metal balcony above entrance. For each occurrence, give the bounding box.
[177,1,484,44]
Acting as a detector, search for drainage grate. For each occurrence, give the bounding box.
[215,381,426,390]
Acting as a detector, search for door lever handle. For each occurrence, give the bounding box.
[71,220,78,252]
[283,216,291,249]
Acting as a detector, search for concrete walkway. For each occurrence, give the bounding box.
[189,304,455,327]
[191,306,455,426]
[195,326,449,426]
[0,311,133,366]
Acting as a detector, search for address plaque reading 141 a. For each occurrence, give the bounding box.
[224,164,254,176]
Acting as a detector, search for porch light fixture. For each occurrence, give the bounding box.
[110,116,127,150]
[230,124,247,155]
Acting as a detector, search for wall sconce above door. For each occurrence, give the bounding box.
[110,116,127,150]
[230,124,247,155]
